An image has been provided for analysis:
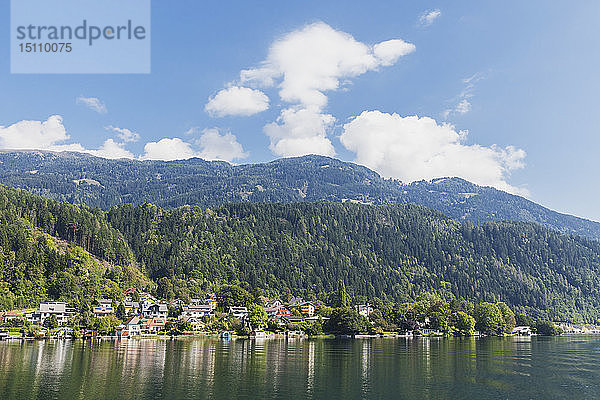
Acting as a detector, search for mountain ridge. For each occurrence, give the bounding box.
[0,150,598,241]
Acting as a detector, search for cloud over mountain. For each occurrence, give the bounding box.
[210,22,415,157]
[340,110,527,195]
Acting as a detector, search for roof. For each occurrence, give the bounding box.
[284,315,304,322]
[266,305,289,313]
[145,304,168,312]
[289,301,315,308]
[124,315,140,325]
[185,305,213,311]
[229,306,248,312]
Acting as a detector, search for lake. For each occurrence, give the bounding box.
[1,336,599,399]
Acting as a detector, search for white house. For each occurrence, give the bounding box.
[143,303,168,319]
[354,304,374,318]
[289,301,315,317]
[28,302,75,325]
[124,315,142,336]
[93,299,114,318]
[228,306,248,319]
[182,305,214,319]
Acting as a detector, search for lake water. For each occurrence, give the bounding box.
[1,336,600,399]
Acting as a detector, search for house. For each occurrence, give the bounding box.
[27,302,75,325]
[124,288,137,296]
[266,305,290,321]
[354,304,373,318]
[283,315,305,324]
[206,298,218,310]
[265,299,282,308]
[304,315,329,323]
[93,299,114,318]
[121,301,140,315]
[140,292,158,308]
[182,305,214,319]
[114,325,127,337]
[512,326,532,336]
[288,301,315,317]
[55,326,73,338]
[168,299,185,308]
[124,315,142,336]
[148,317,166,332]
[140,317,166,333]
[143,304,168,319]
[180,315,205,330]
[228,306,248,319]
[0,311,19,323]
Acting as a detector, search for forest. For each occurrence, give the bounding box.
[1,183,598,323]
[0,151,598,240]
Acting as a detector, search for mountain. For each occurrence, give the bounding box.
[0,185,146,311]
[0,150,598,241]
[1,183,600,322]
[107,201,600,323]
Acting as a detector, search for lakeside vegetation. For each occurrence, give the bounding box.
[0,282,563,338]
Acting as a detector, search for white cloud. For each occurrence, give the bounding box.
[455,99,472,114]
[264,107,336,157]
[419,9,442,27]
[140,138,200,161]
[0,115,70,149]
[241,22,415,109]
[236,22,415,157]
[340,110,527,195]
[0,116,246,163]
[88,139,134,159]
[76,96,107,114]
[443,73,484,119]
[373,39,416,66]
[205,86,269,117]
[197,128,248,162]
[105,126,140,143]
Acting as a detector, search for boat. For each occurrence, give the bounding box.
[250,330,270,339]
[286,330,306,339]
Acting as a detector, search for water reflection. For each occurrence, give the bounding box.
[1,336,600,399]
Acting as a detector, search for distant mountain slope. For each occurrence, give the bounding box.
[0,150,598,241]
[107,201,600,322]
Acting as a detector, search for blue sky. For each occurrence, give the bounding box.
[1,1,599,221]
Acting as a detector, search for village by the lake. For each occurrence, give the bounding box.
[0,284,592,342]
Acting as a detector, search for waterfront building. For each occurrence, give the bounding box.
[27,302,75,325]
[289,301,315,317]
[354,304,374,318]
[93,299,114,318]
[143,304,168,319]
[228,306,249,319]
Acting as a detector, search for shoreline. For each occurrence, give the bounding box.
[2,332,594,342]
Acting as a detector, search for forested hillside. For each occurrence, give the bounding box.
[0,186,146,311]
[1,151,598,241]
[1,182,600,323]
[107,202,600,323]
